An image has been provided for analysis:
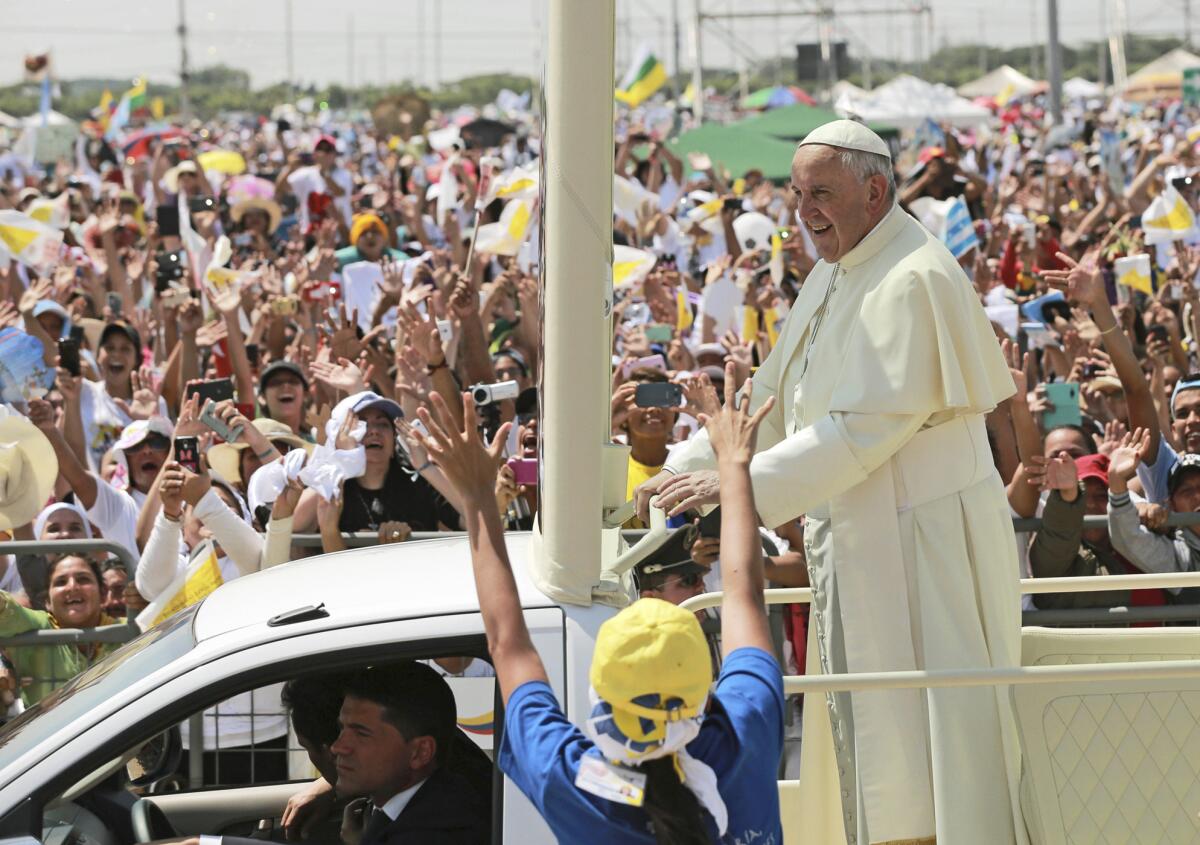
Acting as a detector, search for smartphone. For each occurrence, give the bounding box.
[188,196,215,215]
[1148,324,1170,344]
[299,152,314,166]
[698,506,722,538]
[106,292,123,315]
[723,198,743,213]
[506,456,538,485]
[635,382,683,408]
[623,354,667,378]
[175,436,200,473]
[645,324,673,343]
[186,377,235,405]
[1041,382,1082,429]
[198,399,244,442]
[58,338,81,377]
[156,204,181,238]
[245,343,260,368]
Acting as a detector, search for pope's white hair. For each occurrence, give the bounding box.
[837,148,896,201]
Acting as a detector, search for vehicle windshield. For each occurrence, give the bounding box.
[0,607,197,765]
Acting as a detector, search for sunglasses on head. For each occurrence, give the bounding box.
[132,433,172,452]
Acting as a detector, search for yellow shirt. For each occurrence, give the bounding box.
[623,455,664,529]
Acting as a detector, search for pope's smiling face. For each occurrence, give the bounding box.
[790,144,891,263]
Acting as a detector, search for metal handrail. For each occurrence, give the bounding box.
[1014,511,1200,531]
[0,538,142,645]
[0,538,137,574]
[781,659,1200,695]
[680,571,1200,615]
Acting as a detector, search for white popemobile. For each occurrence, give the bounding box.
[7,1,1200,843]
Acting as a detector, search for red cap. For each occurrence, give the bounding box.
[1075,453,1110,486]
[918,146,946,164]
[313,134,338,153]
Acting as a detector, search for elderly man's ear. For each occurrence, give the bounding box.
[867,174,890,211]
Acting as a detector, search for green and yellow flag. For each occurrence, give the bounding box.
[615,44,667,107]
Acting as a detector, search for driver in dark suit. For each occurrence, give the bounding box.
[331,663,489,845]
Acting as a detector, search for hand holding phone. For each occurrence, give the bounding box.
[186,377,235,406]
[198,399,245,443]
[506,457,538,485]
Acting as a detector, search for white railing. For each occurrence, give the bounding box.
[679,572,1200,694]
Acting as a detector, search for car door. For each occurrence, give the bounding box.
[6,608,566,845]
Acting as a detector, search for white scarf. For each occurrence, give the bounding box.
[582,686,728,837]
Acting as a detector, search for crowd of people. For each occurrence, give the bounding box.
[0,69,1199,833]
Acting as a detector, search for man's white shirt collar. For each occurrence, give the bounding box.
[379,778,428,821]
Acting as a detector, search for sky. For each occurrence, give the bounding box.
[0,0,1194,90]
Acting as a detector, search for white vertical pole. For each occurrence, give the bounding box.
[534,0,615,604]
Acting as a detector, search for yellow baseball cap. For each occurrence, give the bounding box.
[590,598,712,744]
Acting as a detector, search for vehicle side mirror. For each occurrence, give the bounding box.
[125,726,182,787]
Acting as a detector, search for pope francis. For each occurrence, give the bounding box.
[637,121,1027,845]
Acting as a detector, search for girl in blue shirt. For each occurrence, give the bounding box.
[417,364,784,844]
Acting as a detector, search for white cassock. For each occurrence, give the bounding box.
[667,203,1029,845]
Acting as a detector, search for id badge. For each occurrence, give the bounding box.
[574,755,647,807]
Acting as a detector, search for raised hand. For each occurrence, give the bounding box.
[310,356,367,395]
[1042,250,1106,308]
[1024,453,1078,494]
[18,277,53,316]
[1094,419,1129,457]
[416,391,511,504]
[677,371,720,418]
[114,367,159,420]
[1108,427,1152,488]
[700,361,775,465]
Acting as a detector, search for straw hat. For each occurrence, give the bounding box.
[164,160,200,194]
[208,418,313,484]
[0,406,58,532]
[230,197,283,234]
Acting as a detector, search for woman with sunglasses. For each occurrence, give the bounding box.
[417,362,784,845]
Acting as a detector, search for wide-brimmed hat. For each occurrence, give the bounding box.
[164,160,200,194]
[0,406,59,532]
[230,197,283,234]
[208,418,314,484]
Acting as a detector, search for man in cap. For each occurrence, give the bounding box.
[278,134,353,232]
[636,121,1024,844]
[633,522,710,607]
[1108,434,1200,605]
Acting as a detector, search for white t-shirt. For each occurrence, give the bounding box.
[79,379,169,472]
[85,478,145,561]
[287,165,353,230]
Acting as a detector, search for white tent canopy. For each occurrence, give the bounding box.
[1122,48,1200,99]
[13,110,79,165]
[1062,77,1104,100]
[957,65,1040,99]
[835,74,992,129]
